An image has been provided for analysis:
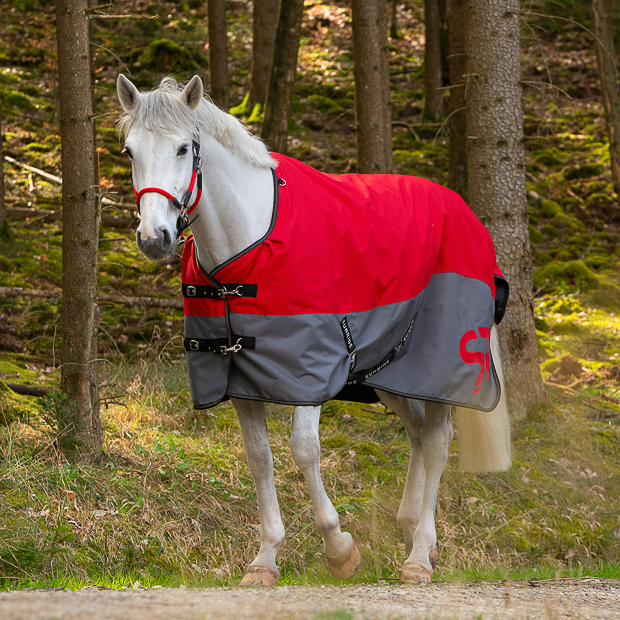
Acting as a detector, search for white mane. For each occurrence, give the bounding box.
[118,77,275,169]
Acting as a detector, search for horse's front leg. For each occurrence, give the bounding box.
[289,405,362,579]
[231,398,285,586]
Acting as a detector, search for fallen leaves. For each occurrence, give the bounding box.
[61,488,78,510]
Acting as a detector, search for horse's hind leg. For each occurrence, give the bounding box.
[289,405,362,579]
[232,398,285,586]
[377,391,452,583]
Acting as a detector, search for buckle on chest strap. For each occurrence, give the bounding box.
[182,283,258,299]
[219,285,243,298]
[220,339,243,354]
[184,335,256,354]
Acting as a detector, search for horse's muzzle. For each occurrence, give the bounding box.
[136,229,175,261]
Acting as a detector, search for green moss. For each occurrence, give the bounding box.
[532,147,567,167]
[588,192,614,205]
[535,260,601,293]
[564,164,604,180]
[306,95,343,114]
[229,92,250,117]
[4,92,33,109]
[540,199,563,218]
[0,380,39,424]
[140,39,198,72]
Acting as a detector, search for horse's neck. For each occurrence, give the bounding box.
[189,137,274,273]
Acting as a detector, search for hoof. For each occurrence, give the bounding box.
[400,560,432,584]
[238,565,279,587]
[326,540,362,580]
[429,541,441,569]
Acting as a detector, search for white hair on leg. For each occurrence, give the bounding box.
[456,324,512,472]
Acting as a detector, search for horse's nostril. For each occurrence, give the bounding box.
[161,228,171,248]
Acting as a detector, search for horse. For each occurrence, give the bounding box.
[116,74,512,586]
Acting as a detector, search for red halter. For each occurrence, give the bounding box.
[133,140,203,239]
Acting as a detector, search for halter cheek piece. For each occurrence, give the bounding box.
[133,139,203,241]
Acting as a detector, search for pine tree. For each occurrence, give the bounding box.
[207,0,229,109]
[352,0,392,173]
[465,0,545,419]
[56,0,102,452]
[261,0,305,153]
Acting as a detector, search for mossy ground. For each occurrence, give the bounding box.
[1,0,620,589]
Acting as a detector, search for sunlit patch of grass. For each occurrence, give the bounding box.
[3,349,620,589]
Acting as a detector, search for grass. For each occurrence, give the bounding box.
[1,346,620,589]
[1,0,620,592]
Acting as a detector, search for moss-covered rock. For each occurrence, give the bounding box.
[140,39,198,72]
[0,380,39,425]
[534,259,601,292]
[564,163,604,180]
[532,147,568,167]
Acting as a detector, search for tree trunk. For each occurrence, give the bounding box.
[447,0,467,193]
[261,0,305,153]
[464,0,545,420]
[207,0,229,109]
[592,0,620,193]
[250,0,279,112]
[390,0,399,39]
[424,0,444,119]
[0,128,6,232]
[56,0,102,453]
[352,0,393,173]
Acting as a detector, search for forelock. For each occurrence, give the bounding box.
[117,77,275,169]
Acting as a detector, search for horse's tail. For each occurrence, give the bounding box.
[454,325,512,472]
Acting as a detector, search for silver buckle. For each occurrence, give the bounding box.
[189,339,199,351]
[219,339,243,354]
[186,286,197,297]
[218,285,243,298]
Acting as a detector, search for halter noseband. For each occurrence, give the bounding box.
[133,139,203,240]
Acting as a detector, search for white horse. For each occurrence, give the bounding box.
[117,74,512,586]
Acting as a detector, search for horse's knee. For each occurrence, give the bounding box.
[290,431,320,472]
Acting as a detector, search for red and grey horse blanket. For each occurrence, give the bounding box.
[182,153,508,411]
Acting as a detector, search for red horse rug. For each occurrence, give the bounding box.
[181,153,508,411]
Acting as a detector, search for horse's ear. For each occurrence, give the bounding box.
[181,76,203,110]
[117,74,140,111]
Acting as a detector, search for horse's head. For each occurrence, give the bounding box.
[117,74,204,261]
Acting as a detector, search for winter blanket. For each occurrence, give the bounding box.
[182,153,508,411]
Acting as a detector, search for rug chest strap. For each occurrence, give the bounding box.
[184,335,256,354]
[183,283,258,299]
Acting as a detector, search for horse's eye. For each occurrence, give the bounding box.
[177,145,189,156]
[123,147,133,159]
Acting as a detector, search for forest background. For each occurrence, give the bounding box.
[0,0,620,589]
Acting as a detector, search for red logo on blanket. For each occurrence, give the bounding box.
[459,328,491,394]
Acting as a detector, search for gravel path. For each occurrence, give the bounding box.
[1,580,619,619]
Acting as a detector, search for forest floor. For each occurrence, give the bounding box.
[1,579,620,620]
[1,0,620,596]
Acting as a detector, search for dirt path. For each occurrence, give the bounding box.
[1,580,618,619]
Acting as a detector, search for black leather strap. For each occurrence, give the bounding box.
[184,335,256,354]
[182,283,258,299]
